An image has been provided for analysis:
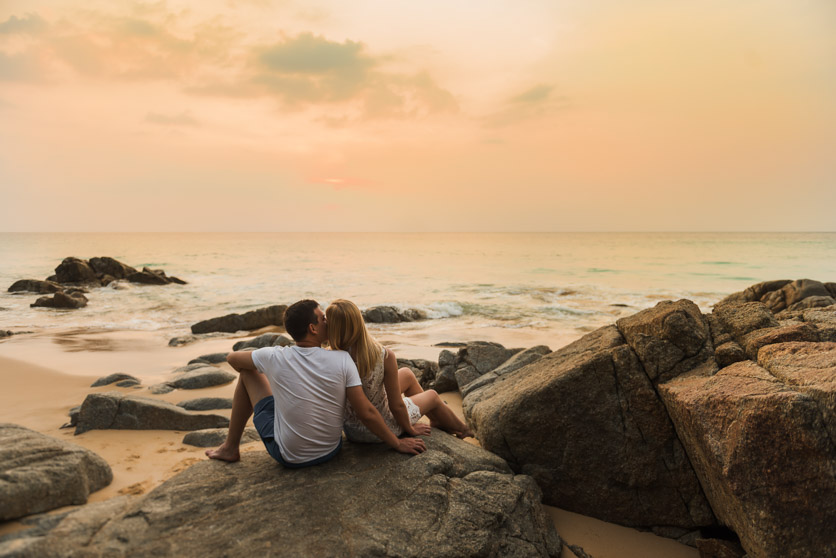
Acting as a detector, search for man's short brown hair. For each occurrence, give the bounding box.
[283,299,320,341]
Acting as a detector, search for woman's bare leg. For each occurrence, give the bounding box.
[409,389,474,439]
[398,367,424,397]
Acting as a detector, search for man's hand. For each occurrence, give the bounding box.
[396,437,426,455]
[408,423,432,437]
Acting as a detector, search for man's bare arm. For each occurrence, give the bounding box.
[346,386,426,455]
[227,351,259,374]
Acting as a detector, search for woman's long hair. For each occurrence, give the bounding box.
[326,299,381,379]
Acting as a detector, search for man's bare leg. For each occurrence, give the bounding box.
[206,369,272,462]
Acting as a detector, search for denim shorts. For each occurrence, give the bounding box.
[252,395,342,469]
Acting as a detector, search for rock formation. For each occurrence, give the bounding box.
[0,424,112,521]
[1,431,561,558]
[362,305,428,323]
[190,304,288,334]
[462,279,836,557]
[74,392,229,434]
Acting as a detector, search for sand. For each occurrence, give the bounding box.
[0,332,697,557]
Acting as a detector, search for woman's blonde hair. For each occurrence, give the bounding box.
[326,299,381,379]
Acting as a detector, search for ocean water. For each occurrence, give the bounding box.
[1,232,834,354]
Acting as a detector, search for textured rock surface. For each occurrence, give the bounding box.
[2,431,561,558]
[187,352,230,365]
[658,359,836,558]
[190,305,288,334]
[168,366,236,390]
[232,332,294,351]
[461,345,551,398]
[463,324,714,531]
[616,300,716,384]
[54,257,99,284]
[91,373,141,387]
[7,279,61,294]
[182,427,260,447]
[397,358,439,390]
[176,397,234,411]
[31,291,88,309]
[74,392,229,434]
[362,305,427,323]
[0,424,112,521]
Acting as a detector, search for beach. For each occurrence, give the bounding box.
[0,328,698,557]
[2,233,835,555]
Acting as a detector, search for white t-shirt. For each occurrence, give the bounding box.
[251,345,362,464]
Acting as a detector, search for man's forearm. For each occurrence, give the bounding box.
[357,407,400,448]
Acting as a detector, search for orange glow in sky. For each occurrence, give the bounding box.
[0,1,834,231]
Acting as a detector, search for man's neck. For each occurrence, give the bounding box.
[295,339,321,348]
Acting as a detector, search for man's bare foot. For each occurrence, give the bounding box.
[205,443,240,462]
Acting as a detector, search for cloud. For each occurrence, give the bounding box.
[0,13,47,35]
[484,83,567,127]
[0,6,457,121]
[0,51,49,82]
[145,111,200,127]
[510,84,553,104]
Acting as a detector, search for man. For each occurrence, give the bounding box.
[206,299,426,466]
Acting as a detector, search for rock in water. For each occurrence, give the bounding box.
[87,257,137,279]
[7,279,61,294]
[0,423,112,521]
[190,305,288,334]
[74,392,229,434]
[54,257,99,284]
[2,431,561,557]
[31,291,88,309]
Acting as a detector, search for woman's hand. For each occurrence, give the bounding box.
[408,423,432,437]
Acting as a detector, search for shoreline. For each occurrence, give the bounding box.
[0,331,697,557]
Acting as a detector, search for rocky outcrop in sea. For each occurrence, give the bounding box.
[8,256,186,311]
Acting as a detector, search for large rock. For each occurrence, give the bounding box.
[88,257,137,280]
[191,304,288,334]
[177,397,234,411]
[397,358,439,390]
[54,257,98,284]
[616,299,716,384]
[7,279,61,294]
[182,427,260,447]
[74,392,229,434]
[461,346,551,399]
[188,352,230,365]
[2,431,562,558]
[168,365,236,390]
[718,278,833,314]
[30,291,88,309]
[0,424,112,521]
[658,358,836,558]
[232,332,294,351]
[91,373,141,387]
[463,324,714,531]
[362,305,428,323]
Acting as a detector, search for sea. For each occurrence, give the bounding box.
[1,232,834,359]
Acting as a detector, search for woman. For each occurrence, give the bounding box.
[326,299,474,443]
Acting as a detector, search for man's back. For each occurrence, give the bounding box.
[251,345,361,464]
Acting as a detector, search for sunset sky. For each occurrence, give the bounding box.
[1,1,834,231]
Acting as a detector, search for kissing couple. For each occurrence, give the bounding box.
[207,299,473,467]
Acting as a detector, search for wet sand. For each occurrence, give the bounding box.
[0,332,697,557]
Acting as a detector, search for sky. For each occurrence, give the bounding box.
[0,0,834,232]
